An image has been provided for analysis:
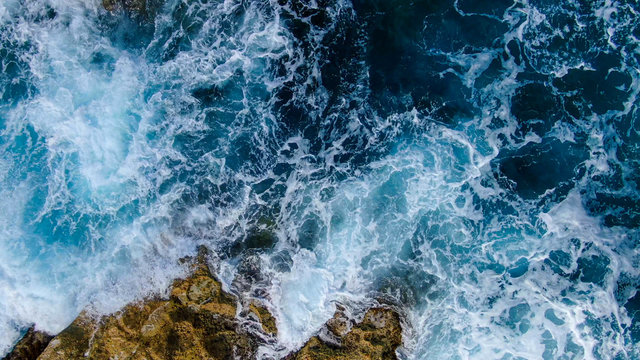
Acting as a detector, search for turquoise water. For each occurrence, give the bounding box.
[1,0,639,358]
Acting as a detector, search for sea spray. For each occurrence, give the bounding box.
[1,0,639,358]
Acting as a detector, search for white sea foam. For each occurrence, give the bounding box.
[0,0,298,354]
[1,0,638,358]
[0,0,186,354]
[249,0,640,358]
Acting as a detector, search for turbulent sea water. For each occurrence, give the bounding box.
[1,0,639,358]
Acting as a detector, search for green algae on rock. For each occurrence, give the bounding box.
[4,248,403,360]
[248,302,278,336]
[102,0,146,12]
[286,306,403,360]
[2,327,53,360]
[36,250,275,360]
[102,0,164,18]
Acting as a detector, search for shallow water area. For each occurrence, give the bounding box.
[1,0,639,359]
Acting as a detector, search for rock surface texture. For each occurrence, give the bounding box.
[102,0,147,13]
[101,0,165,19]
[4,250,403,360]
[286,306,403,360]
[34,255,271,360]
[2,328,53,360]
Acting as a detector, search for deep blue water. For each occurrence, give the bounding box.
[1,0,639,358]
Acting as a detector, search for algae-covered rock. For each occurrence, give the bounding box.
[7,246,403,360]
[102,0,163,18]
[37,248,275,360]
[102,0,145,13]
[248,302,278,336]
[2,327,53,360]
[287,307,403,360]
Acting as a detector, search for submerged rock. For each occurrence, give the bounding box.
[102,0,163,18]
[286,306,403,360]
[102,0,146,13]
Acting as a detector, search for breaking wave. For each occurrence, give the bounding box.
[1,0,639,358]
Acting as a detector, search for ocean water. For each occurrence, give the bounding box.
[0,0,639,358]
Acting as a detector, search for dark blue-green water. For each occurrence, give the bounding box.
[1,0,639,358]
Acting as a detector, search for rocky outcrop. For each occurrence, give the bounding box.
[36,250,274,360]
[286,306,403,360]
[2,328,53,360]
[102,0,164,18]
[102,0,146,13]
[4,248,404,360]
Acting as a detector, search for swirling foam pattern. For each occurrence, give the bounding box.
[0,0,639,358]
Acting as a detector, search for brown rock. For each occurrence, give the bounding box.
[287,307,403,360]
[38,313,97,359]
[325,306,351,338]
[36,248,274,360]
[102,0,146,13]
[249,302,278,336]
[2,327,53,360]
[102,0,164,19]
[9,246,403,360]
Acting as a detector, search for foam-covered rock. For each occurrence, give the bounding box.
[5,248,403,360]
[36,249,272,360]
[2,327,53,360]
[286,306,403,360]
